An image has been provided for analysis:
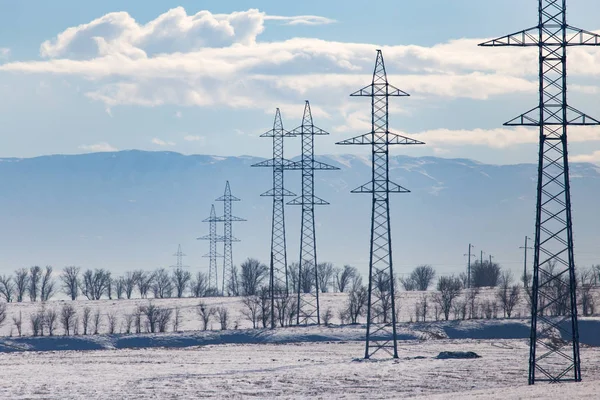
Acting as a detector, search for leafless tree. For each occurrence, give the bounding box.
[123,271,137,299]
[82,306,92,335]
[411,265,436,291]
[14,268,29,302]
[60,303,77,335]
[106,277,113,300]
[172,267,192,298]
[29,266,42,302]
[134,306,143,333]
[273,294,294,327]
[400,276,417,291]
[345,284,368,324]
[241,296,261,328]
[216,307,229,330]
[317,262,335,293]
[172,306,181,332]
[0,275,14,302]
[122,313,134,334]
[258,287,270,328]
[433,275,463,321]
[466,287,480,319]
[285,298,298,326]
[300,263,315,294]
[190,272,208,297]
[140,302,162,333]
[372,271,396,323]
[156,308,172,333]
[92,309,102,334]
[12,311,22,336]
[240,258,268,296]
[136,271,153,299]
[196,302,214,330]
[107,312,118,334]
[321,307,333,326]
[415,294,429,322]
[61,266,80,300]
[115,277,125,299]
[81,269,111,300]
[579,272,596,316]
[335,265,358,293]
[40,266,56,302]
[152,268,173,299]
[471,260,501,288]
[287,262,300,294]
[30,310,44,336]
[73,316,79,335]
[496,271,521,318]
[227,265,240,296]
[0,303,6,328]
[42,308,57,336]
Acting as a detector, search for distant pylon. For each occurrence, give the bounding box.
[287,101,339,325]
[171,244,188,269]
[198,205,223,294]
[216,181,246,296]
[480,0,600,384]
[252,108,295,328]
[337,50,424,359]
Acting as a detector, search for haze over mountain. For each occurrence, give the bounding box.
[0,150,599,278]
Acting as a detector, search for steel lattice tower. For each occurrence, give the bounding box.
[480,0,600,384]
[337,50,424,359]
[198,204,223,294]
[288,101,338,325]
[252,108,295,328]
[172,244,187,269]
[216,181,245,296]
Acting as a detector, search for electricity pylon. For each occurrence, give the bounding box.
[288,101,339,325]
[337,50,424,358]
[198,204,223,294]
[252,108,295,328]
[216,181,245,296]
[480,0,600,384]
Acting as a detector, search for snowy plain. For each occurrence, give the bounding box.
[0,291,599,398]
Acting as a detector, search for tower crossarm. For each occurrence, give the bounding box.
[479,26,600,47]
[337,132,425,146]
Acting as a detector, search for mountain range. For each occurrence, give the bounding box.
[0,150,599,278]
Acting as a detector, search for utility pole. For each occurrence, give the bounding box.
[489,254,493,264]
[520,236,533,288]
[464,244,475,288]
[480,250,484,265]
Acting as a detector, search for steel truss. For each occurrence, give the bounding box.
[252,108,296,328]
[480,0,600,384]
[216,181,245,296]
[288,101,338,325]
[337,50,424,358]
[198,204,223,294]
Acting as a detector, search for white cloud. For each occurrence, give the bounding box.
[183,135,204,142]
[0,48,10,58]
[152,138,175,146]
[572,151,600,163]
[78,142,118,152]
[264,15,336,26]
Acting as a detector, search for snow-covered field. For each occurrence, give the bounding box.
[0,339,599,399]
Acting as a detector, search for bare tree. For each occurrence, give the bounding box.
[196,302,214,330]
[240,258,268,296]
[82,306,92,335]
[300,263,315,294]
[216,307,229,330]
[0,303,6,328]
[44,308,58,336]
[433,275,463,321]
[227,265,240,296]
[258,287,270,328]
[335,265,358,293]
[141,302,160,333]
[12,311,22,336]
[14,268,29,303]
[115,277,125,299]
[107,312,118,334]
[317,262,335,293]
[61,266,80,300]
[241,296,261,328]
[60,303,77,335]
[466,287,480,319]
[496,270,521,318]
[579,267,596,316]
[92,309,102,334]
[40,266,56,302]
[123,313,134,334]
[321,307,333,325]
[156,308,173,333]
[81,269,111,300]
[345,284,368,324]
[136,271,153,299]
[30,310,44,336]
[190,272,208,297]
[123,271,137,299]
[29,266,42,302]
[152,268,173,299]
[172,267,192,298]
[0,275,14,302]
[172,306,181,332]
[400,276,417,291]
[411,265,436,291]
[134,306,143,333]
[471,260,501,288]
[287,262,300,294]
[415,294,429,322]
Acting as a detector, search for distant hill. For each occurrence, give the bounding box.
[0,150,599,277]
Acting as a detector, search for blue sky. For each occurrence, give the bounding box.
[0,0,600,164]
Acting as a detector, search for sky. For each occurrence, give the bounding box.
[0,1,600,164]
